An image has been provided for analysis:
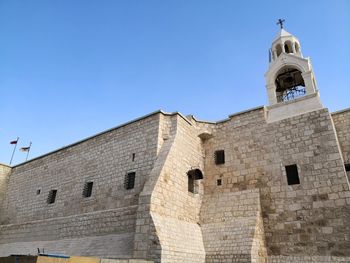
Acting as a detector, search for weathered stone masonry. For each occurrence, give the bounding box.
[0,164,11,217]
[0,113,161,258]
[1,107,349,263]
[1,28,350,263]
[200,107,350,262]
[332,109,350,172]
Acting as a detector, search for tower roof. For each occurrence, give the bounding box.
[273,29,293,42]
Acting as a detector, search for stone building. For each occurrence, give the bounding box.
[0,28,350,263]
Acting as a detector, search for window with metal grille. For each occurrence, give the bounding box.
[47,190,57,204]
[124,172,135,190]
[285,164,300,185]
[214,150,225,165]
[83,181,93,198]
[345,163,350,172]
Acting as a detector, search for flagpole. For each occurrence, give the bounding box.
[9,137,19,165]
[26,142,32,161]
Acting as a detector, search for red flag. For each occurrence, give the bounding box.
[10,140,18,145]
[20,147,30,152]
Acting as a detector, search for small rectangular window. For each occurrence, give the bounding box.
[83,181,93,198]
[285,164,300,185]
[124,172,135,190]
[47,190,57,204]
[36,189,41,195]
[345,163,350,172]
[132,153,136,162]
[217,179,222,186]
[214,150,225,165]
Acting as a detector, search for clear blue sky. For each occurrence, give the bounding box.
[1,0,349,165]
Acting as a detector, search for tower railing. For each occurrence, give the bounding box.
[277,86,306,102]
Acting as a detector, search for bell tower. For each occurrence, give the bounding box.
[265,20,323,122]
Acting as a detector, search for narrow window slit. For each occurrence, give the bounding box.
[47,190,57,204]
[125,172,136,190]
[83,181,93,198]
[345,163,350,172]
[285,164,300,185]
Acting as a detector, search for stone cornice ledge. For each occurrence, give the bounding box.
[266,92,319,111]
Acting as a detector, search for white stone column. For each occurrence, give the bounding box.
[266,84,277,105]
[302,71,316,94]
[273,50,277,60]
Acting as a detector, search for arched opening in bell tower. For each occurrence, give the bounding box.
[275,44,282,57]
[284,41,293,54]
[275,66,306,102]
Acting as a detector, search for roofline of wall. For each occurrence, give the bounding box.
[12,110,192,168]
[0,163,11,168]
[228,106,264,118]
[187,115,217,124]
[12,104,343,169]
[190,106,265,125]
[331,107,350,115]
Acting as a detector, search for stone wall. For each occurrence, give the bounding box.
[332,108,350,164]
[2,114,159,224]
[0,113,161,258]
[263,109,350,258]
[1,107,350,262]
[0,206,136,244]
[0,164,11,216]
[0,233,134,259]
[200,189,267,262]
[201,107,350,261]
[269,256,350,262]
[133,114,177,261]
[134,114,205,263]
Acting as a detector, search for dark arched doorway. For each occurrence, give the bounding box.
[187,169,203,194]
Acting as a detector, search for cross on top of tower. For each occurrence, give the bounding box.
[277,19,285,29]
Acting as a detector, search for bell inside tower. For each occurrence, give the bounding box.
[275,67,306,102]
